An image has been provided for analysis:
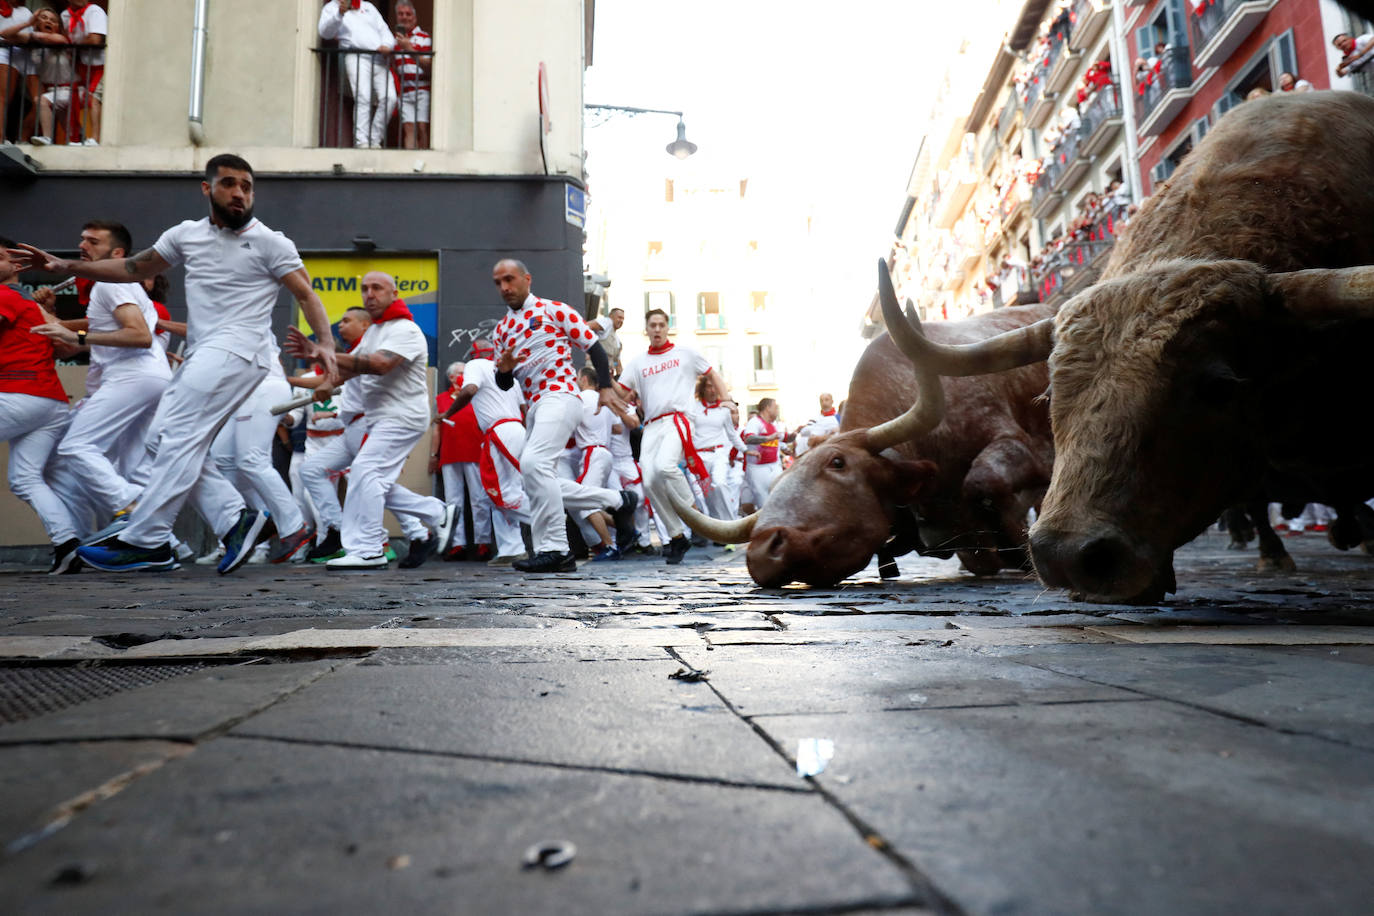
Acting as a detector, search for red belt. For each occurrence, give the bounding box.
[307,428,344,438]
[577,444,609,483]
[649,411,710,492]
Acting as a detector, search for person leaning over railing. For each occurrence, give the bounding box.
[60,0,103,144]
[1,5,73,146]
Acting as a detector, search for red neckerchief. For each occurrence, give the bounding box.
[349,0,362,9]
[345,336,362,353]
[821,408,836,417]
[75,277,94,306]
[373,298,413,324]
[469,346,495,361]
[647,341,674,355]
[0,4,13,20]
[700,399,720,409]
[66,2,88,32]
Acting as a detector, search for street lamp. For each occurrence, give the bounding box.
[584,104,698,159]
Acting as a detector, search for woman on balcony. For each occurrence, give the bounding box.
[0,6,73,146]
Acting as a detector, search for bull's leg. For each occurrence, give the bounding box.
[1251,500,1296,573]
[1326,504,1364,551]
[877,547,899,579]
[960,436,1051,577]
[1221,505,1254,550]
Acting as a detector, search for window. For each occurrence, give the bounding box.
[696,292,725,331]
[644,289,676,330]
[1150,124,1200,190]
[750,291,769,312]
[665,179,674,202]
[752,345,775,386]
[647,241,663,258]
[701,345,728,381]
[1215,32,1298,119]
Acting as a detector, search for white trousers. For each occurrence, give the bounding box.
[520,392,622,553]
[344,52,395,148]
[442,460,492,545]
[612,454,652,547]
[342,418,445,556]
[484,421,529,558]
[301,417,366,534]
[696,446,736,520]
[744,461,782,511]
[210,374,305,536]
[58,371,167,517]
[640,415,697,540]
[123,347,262,548]
[0,392,77,544]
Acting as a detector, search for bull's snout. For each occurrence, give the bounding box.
[746,527,800,588]
[1029,524,1173,603]
[746,526,858,589]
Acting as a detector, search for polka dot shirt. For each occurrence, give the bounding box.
[493,294,600,406]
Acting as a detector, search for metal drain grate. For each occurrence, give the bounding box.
[0,663,208,725]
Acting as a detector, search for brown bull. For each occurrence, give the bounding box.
[670,300,1053,588]
[885,90,1374,603]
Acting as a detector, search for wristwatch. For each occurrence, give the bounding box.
[76,330,87,346]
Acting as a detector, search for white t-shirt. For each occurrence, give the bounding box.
[85,281,171,393]
[690,401,746,452]
[744,415,786,465]
[61,2,106,67]
[153,218,304,366]
[317,0,392,51]
[609,420,634,462]
[620,344,712,420]
[573,387,613,449]
[462,357,523,434]
[0,6,32,67]
[353,317,430,430]
[795,413,840,455]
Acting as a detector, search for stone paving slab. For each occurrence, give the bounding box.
[675,644,1138,716]
[231,654,801,789]
[1083,625,1374,645]
[0,660,341,745]
[0,737,918,915]
[754,700,1374,916]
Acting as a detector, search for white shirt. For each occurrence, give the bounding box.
[609,421,634,462]
[317,1,393,51]
[689,401,746,453]
[573,387,613,449]
[353,316,430,431]
[153,218,304,366]
[493,293,602,408]
[462,357,523,434]
[0,6,32,67]
[620,344,712,420]
[84,281,171,394]
[61,2,105,67]
[795,413,840,455]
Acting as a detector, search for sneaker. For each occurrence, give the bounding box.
[76,538,178,572]
[663,535,691,565]
[513,550,577,573]
[30,135,52,146]
[48,537,82,575]
[269,523,315,564]
[173,540,196,562]
[433,503,459,554]
[307,527,343,562]
[383,542,397,562]
[591,544,622,562]
[611,489,638,549]
[82,137,99,146]
[628,542,659,557]
[474,544,493,562]
[83,513,132,546]
[195,547,225,566]
[398,534,437,569]
[487,553,524,567]
[247,542,271,565]
[443,544,467,561]
[218,509,270,575]
[326,553,389,570]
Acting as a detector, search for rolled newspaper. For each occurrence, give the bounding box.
[270,393,316,416]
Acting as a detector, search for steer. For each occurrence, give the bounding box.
[670,300,1054,588]
[883,91,1374,603]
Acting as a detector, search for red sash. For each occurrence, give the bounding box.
[651,411,711,492]
[576,444,609,484]
[479,418,522,510]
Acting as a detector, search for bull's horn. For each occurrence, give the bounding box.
[1272,266,1374,319]
[877,259,1054,377]
[866,262,949,452]
[666,492,757,544]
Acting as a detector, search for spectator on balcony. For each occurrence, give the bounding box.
[4,7,72,147]
[391,0,430,150]
[61,0,103,145]
[0,1,33,143]
[318,0,395,149]
[1277,71,1313,93]
[1333,32,1374,77]
[1245,86,1270,102]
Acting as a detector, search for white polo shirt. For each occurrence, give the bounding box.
[317,0,392,51]
[353,316,430,431]
[85,281,171,393]
[153,217,304,367]
[620,343,712,420]
[463,358,524,433]
[61,2,106,67]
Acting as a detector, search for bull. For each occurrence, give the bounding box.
[669,302,1055,588]
[883,90,1374,603]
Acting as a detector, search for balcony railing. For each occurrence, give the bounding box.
[1081,83,1122,135]
[1069,0,1112,51]
[1190,0,1231,50]
[1134,46,1193,132]
[1030,201,1131,304]
[3,44,106,147]
[315,47,434,149]
[996,89,1019,139]
[1187,0,1274,68]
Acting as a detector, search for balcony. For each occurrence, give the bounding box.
[1080,83,1123,157]
[1027,87,1058,131]
[1046,29,1083,95]
[315,47,436,149]
[1031,165,1063,220]
[997,90,1020,140]
[1135,47,1194,137]
[998,175,1031,224]
[1051,124,1091,192]
[981,129,1000,174]
[1068,0,1112,51]
[1189,0,1277,69]
[932,148,979,230]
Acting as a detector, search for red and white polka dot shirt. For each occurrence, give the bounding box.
[493,293,600,407]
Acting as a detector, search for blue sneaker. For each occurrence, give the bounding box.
[76,538,178,572]
[218,509,270,575]
[592,544,622,562]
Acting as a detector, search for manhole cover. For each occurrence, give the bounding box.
[0,663,209,725]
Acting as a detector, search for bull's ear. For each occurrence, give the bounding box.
[877,452,938,505]
[1271,266,1374,319]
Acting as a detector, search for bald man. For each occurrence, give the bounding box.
[287,270,455,569]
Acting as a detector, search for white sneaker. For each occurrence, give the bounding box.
[326,553,389,570]
[30,136,52,146]
[194,547,225,566]
[82,138,99,146]
[247,541,270,565]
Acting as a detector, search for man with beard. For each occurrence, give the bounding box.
[11,153,338,573]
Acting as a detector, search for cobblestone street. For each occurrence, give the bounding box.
[3,530,1374,914]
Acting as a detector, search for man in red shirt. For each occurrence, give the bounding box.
[0,241,81,572]
[432,360,492,560]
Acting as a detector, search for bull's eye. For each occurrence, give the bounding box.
[828,455,845,470]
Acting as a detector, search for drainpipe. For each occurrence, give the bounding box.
[188,0,209,146]
[1109,0,1144,202]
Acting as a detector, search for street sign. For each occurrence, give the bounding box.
[565,184,586,228]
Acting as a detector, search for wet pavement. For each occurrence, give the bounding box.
[2,529,1374,914]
